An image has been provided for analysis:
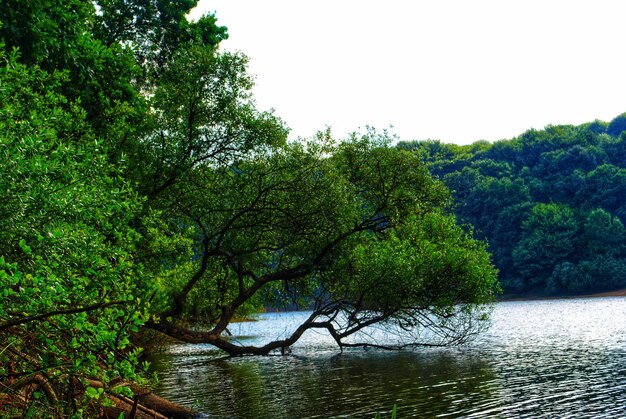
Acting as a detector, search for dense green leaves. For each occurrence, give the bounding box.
[0,1,234,415]
[0,1,500,414]
[512,203,579,288]
[94,0,228,76]
[0,0,141,134]
[402,116,626,295]
[0,50,146,416]
[607,113,626,138]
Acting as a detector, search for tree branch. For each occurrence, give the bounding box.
[0,301,125,332]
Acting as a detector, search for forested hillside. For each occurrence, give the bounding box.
[399,115,626,296]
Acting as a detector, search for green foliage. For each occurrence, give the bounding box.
[131,45,287,200]
[607,113,626,138]
[94,0,228,76]
[0,1,232,415]
[0,48,146,415]
[0,0,499,414]
[0,0,141,133]
[141,127,498,351]
[512,203,579,288]
[405,114,626,295]
[329,211,497,311]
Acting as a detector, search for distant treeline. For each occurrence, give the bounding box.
[398,113,626,296]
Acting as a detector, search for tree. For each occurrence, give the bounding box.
[0,0,142,134]
[547,209,626,293]
[143,131,499,355]
[127,45,287,201]
[0,0,230,412]
[578,164,626,223]
[512,203,579,291]
[607,113,626,138]
[0,50,146,416]
[127,45,498,353]
[414,116,626,295]
[94,0,228,78]
[582,208,626,257]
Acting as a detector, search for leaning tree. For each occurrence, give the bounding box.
[136,45,499,354]
[143,134,499,355]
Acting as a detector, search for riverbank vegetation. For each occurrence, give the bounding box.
[0,1,499,416]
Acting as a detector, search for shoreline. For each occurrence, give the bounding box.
[498,288,626,302]
[583,288,626,297]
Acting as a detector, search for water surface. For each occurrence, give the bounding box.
[149,297,626,418]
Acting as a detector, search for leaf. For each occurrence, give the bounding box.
[85,386,99,399]
[18,239,31,255]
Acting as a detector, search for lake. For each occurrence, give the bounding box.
[148,297,626,418]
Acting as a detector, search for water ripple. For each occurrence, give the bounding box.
[149,297,626,418]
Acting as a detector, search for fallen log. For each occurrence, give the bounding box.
[86,379,196,418]
[0,376,195,418]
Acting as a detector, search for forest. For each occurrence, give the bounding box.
[1,0,624,417]
[399,115,626,296]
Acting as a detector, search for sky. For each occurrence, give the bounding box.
[190,1,626,145]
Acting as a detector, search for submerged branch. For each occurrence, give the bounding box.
[145,303,489,356]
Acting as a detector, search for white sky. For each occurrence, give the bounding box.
[191,1,626,145]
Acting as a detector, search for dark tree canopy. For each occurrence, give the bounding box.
[399,116,626,296]
[607,113,626,138]
[94,0,228,77]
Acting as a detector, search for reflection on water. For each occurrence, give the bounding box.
[149,297,626,418]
